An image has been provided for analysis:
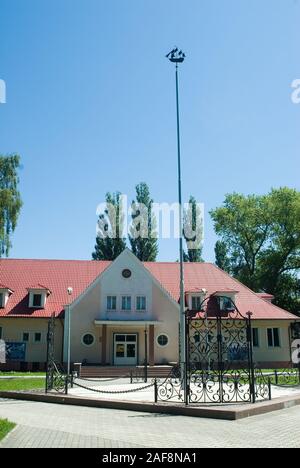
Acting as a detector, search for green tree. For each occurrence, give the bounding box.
[92,192,126,260]
[210,188,300,314]
[183,196,203,262]
[215,240,231,272]
[129,182,158,261]
[0,154,22,257]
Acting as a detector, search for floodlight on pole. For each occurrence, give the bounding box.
[166,47,187,404]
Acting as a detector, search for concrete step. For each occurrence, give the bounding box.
[79,366,172,378]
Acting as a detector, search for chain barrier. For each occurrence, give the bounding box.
[73,379,155,395]
[76,374,130,383]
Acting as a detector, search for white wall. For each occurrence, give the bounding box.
[99,250,153,321]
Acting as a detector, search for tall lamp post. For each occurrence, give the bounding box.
[166,48,186,397]
[67,286,73,377]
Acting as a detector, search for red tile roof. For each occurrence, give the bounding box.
[0,259,110,318]
[143,262,297,321]
[27,284,51,291]
[0,258,297,320]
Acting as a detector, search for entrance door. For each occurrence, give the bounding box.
[114,334,138,366]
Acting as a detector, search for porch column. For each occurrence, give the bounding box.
[101,325,107,365]
[149,325,155,366]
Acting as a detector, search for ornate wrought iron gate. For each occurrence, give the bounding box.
[158,296,270,405]
[46,314,68,394]
[186,298,257,404]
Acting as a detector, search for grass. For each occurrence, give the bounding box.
[0,419,16,441]
[0,378,45,392]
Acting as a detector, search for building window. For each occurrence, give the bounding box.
[219,296,234,311]
[121,296,131,311]
[191,296,202,311]
[136,296,146,311]
[122,269,132,279]
[33,294,42,308]
[22,332,30,342]
[252,328,259,348]
[157,334,169,347]
[0,293,4,308]
[34,332,42,343]
[82,333,95,347]
[267,328,280,348]
[107,296,117,311]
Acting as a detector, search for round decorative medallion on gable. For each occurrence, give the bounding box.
[122,269,132,279]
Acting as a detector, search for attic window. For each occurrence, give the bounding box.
[218,296,235,312]
[33,294,42,308]
[191,296,202,311]
[0,288,12,308]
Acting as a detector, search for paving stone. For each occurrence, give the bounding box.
[0,398,300,448]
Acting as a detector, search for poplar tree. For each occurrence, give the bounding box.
[129,182,158,261]
[0,154,22,257]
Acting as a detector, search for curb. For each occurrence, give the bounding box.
[1,391,300,420]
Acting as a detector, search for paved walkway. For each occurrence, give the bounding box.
[69,377,300,402]
[0,398,300,448]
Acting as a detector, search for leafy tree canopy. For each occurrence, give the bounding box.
[210,188,300,314]
[0,154,22,257]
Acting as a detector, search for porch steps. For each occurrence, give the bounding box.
[79,366,173,379]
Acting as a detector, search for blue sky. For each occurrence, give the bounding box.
[0,0,299,262]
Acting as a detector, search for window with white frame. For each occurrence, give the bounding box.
[0,289,11,308]
[252,328,260,348]
[29,291,47,308]
[121,296,131,311]
[267,328,280,348]
[107,296,117,311]
[157,334,169,347]
[136,296,146,311]
[191,295,202,311]
[218,296,235,311]
[33,294,42,307]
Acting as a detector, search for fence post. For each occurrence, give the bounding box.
[154,378,158,403]
[268,378,272,401]
[130,370,133,384]
[246,312,256,404]
[275,370,278,385]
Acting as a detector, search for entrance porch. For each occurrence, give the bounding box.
[94,320,161,367]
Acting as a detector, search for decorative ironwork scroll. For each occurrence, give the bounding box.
[46,314,68,394]
[157,295,271,405]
